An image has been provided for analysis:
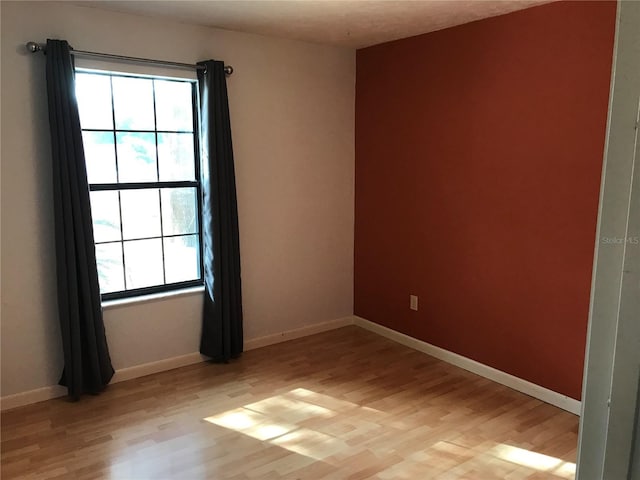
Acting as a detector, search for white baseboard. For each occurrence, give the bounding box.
[110,352,206,384]
[0,352,207,411]
[1,315,580,415]
[353,316,581,415]
[0,385,68,411]
[244,316,354,351]
[0,316,354,411]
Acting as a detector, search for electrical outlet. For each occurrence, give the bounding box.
[410,295,418,311]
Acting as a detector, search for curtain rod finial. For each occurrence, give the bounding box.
[224,65,233,75]
[26,42,42,53]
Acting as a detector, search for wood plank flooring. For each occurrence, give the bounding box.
[1,326,579,479]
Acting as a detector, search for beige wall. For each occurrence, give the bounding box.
[0,1,355,397]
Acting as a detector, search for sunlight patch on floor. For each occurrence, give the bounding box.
[271,428,347,459]
[203,388,378,462]
[377,440,578,479]
[204,408,298,442]
[492,444,576,478]
[203,389,577,477]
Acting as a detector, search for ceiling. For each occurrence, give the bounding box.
[74,0,552,49]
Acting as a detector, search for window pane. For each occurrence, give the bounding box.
[76,73,113,130]
[123,239,164,289]
[76,70,203,298]
[90,191,121,242]
[155,80,193,132]
[112,76,155,130]
[95,242,124,294]
[116,132,157,182]
[164,235,200,283]
[83,131,117,184]
[120,189,161,240]
[158,133,195,181]
[161,188,197,235]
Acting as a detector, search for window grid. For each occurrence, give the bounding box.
[151,79,167,285]
[78,70,203,300]
[108,75,128,291]
[83,128,194,134]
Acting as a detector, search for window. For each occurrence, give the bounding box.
[75,70,203,300]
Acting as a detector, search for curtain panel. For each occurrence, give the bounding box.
[197,60,243,362]
[45,39,114,399]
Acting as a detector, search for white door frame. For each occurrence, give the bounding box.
[577,1,640,478]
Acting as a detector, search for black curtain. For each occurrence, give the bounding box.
[45,39,114,399]
[197,60,243,362]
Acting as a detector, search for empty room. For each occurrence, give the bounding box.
[1,0,638,479]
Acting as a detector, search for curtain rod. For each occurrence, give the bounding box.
[25,42,233,75]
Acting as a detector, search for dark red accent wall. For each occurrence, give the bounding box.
[354,1,616,400]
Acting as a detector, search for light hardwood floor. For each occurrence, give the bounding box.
[1,326,579,479]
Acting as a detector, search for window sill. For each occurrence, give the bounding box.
[102,285,205,311]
